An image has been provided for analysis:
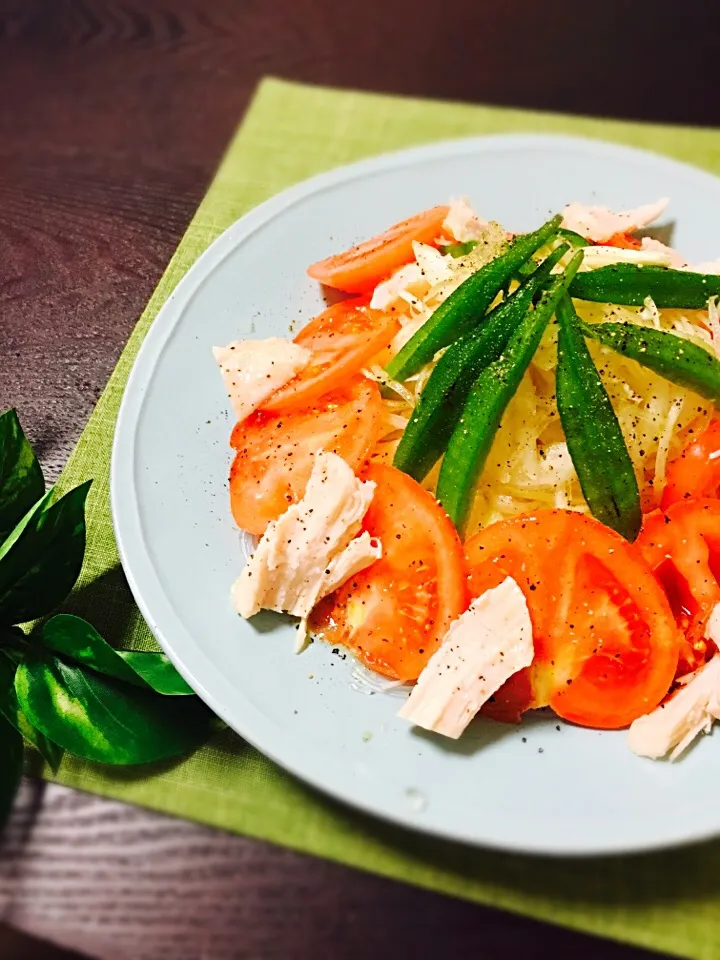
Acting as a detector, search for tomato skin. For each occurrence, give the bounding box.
[229,378,382,536]
[637,498,720,674]
[307,206,450,294]
[661,421,720,509]
[602,231,643,250]
[466,510,679,729]
[312,464,467,682]
[264,297,400,413]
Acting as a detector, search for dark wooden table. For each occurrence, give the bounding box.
[2,2,719,957]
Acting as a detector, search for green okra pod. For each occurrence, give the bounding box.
[385,214,562,381]
[556,297,641,541]
[436,250,584,534]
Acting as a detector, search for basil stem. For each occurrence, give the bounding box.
[578,319,720,403]
[556,298,641,541]
[436,250,584,534]
[386,214,562,380]
[570,264,720,308]
[393,244,568,481]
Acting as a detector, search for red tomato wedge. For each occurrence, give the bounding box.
[602,231,643,250]
[229,378,382,536]
[637,498,720,674]
[306,206,450,294]
[263,297,400,413]
[312,464,467,682]
[465,510,679,729]
[661,421,720,509]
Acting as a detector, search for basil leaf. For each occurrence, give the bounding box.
[119,652,194,695]
[9,706,63,772]
[0,409,45,544]
[0,481,91,626]
[41,615,194,695]
[0,714,23,830]
[0,651,63,772]
[15,653,213,765]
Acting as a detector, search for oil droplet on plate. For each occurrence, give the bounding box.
[405,787,427,812]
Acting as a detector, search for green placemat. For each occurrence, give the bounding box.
[47,78,720,960]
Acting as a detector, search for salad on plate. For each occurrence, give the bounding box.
[213,195,720,761]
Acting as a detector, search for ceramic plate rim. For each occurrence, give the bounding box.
[112,132,720,857]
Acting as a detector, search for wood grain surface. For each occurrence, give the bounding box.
[1,1,718,957]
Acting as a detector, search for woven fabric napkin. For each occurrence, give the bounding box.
[47,78,720,960]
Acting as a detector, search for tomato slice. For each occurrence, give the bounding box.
[263,297,400,413]
[307,206,450,294]
[229,378,382,536]
[637,498,720,674]
[465,510,679,729]
[312,464,467,682]
[661,421,720,509]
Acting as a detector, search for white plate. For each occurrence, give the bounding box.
[112,134,720,856]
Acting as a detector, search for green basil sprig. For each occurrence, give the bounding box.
[556,298,642,541]
[0,646,63,771]
[0,410,215,831]
[41,615,194,695]
[0,410,44,544]
[0,483,91,626]
[15,653,210,765]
